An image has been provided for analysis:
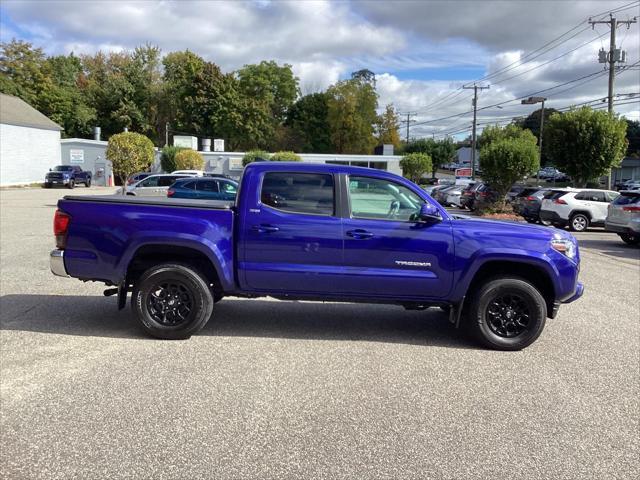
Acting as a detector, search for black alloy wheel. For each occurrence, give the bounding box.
[485,293,530,338]
[146,281,194,326]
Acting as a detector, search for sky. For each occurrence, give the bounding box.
[1,0,639,139]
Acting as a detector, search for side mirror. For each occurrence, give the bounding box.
[419,203,441,222]
[49,168,52,171]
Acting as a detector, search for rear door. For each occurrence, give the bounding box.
[134,176,160,196]
[238,171,344,294]
[575,190,608,222]
[196,179,220,199]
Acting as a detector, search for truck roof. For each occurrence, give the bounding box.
[244,161,403,180]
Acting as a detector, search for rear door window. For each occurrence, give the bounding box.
[139,176,159,187]
[158,176,180,187]
[198,180,220,193]
[180,181,197,190]
[261,172,335,216]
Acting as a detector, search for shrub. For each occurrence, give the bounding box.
[174,149,205,170]
[160,146,187,173]
[400,152,432,184]
[270,151,302,161]
[242,150,271,166]
[106,132,155,193]
[480,137,539,207]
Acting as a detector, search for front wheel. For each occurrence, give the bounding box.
[466,276,547,351]
[569,213,589,232]
[619,233,640,246]
[132,263,214,339]
[85,178,91,187]
[67,179,75,189]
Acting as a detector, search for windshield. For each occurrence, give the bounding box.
[53,166,73,172]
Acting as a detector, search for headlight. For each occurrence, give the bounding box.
[551,238,576,259]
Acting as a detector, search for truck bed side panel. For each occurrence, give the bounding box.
[58,199,235,290]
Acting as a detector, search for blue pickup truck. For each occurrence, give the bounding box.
[50,162,583,350]
[45,165,92,188]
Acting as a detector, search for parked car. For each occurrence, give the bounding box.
[168,177,239,201]
[172,170,205,176]
[44,165,92,189]
[539,188,619,232]
[126,172,153,186]
[446,186,465,207]
[460,182,482,210]
[605,190,640,246]
[615,179,639,191]
[433,185,458,205]
[473,184,500,211]
[119,174,195,196]
[513,188,550,224]
[506,185,528,204]
[50,162,583,350]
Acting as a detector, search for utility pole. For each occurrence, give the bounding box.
[165,122,170,147]
[399,112,417,144]
[463,84,489,179]
[589,13,637,188]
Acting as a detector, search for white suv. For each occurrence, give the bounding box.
[540,188,619,232]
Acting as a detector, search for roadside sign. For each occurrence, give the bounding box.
[69,149,84,164]
[455,167,472,177]
[228,157,243,170]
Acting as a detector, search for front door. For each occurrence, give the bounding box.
[341,175,454,299]
[238,171,343,294]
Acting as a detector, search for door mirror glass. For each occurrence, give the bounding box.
[419,203,441,222]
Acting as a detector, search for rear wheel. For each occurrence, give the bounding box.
[132,263,214,339]
[569,213,589,232]
[466,276,547,351]
[525,217,537,224]
[619,233,640,246]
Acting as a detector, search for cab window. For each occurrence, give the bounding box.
[261,172,334,216]
[348,176,424,221]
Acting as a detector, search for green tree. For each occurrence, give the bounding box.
[242,150,271,166]
[545,107,628,186]
[478,123,535,148]
[327,78,378,153]
[0,40,47,105]
[106,132,155,191]
[376,104,401,148]
[480,137,539,207]
[160,146,187,172]
[625,119,639,157]
[515,107,560,165]
[174,149,205,170]
[403,138,456,177]
[285,92,332,153]
[400,153,432,184]
[270,151,301,161]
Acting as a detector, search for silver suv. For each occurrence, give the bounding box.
[605,191,640,246]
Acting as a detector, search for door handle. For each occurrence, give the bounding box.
[346,229,374,239]
[252,224,280,233]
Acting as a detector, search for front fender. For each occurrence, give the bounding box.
[451,248,562,301]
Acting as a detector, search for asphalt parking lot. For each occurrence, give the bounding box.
[1,187,638,479]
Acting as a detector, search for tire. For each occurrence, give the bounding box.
[539,219,552,226]
[67,179,75,189]
[466,276,547,351]
[44,183,51,188]
[569,213,589,232]
[619,233,640,246]
[132,263,214,339]
[85,178,91,187]
[525,217,537,224]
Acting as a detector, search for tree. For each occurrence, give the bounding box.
[376,104,401,148]
[270,151,301,161]
[404,138,456,177]
[480,137,539,207]
[327,78,378,153]
[545,107,628,187]
[174,149,205,170]
[478,123,534,148]
[400,153,432,184]
[106,132,155,192]
[160,146,187,172]
[242,150,271,167]
[285,92,332,153]
[625,119,639,157]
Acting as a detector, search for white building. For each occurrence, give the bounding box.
[0,93,62,186]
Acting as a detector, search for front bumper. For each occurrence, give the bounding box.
[564,282,584,304]
[50,249,69,277]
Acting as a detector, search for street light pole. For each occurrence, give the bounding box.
[522,96,547,185]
